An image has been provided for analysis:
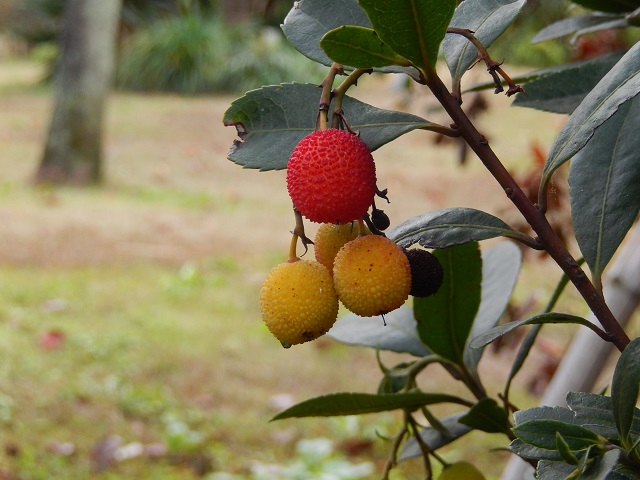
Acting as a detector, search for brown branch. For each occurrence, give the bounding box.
[424,71,630,352]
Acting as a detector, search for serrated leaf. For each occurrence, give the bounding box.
[444,0,526,86]
[321,26,410,68]
[514,419,602,452]
[270,391,472,420]
[567,392,621,441]
[510,438,565,461]
[398,412,473,461]
[515,405,583,426]
[464,241,521,373]
[569,96,640,286]
[571,0,640,14]
[612,337,640,452]
[512,51,625,114]
[414,242,482,364]
[458,398,511,434]
[223,83,435,170]
[469,313,596,349]
[387,207,534,248]
[532,14,623,44]
[327,306,430,357]
[358,0,456,71]
[540,42,640,205]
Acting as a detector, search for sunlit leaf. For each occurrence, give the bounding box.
[321,26,410,68]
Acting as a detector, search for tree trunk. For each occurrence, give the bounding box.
[35,0,122,185]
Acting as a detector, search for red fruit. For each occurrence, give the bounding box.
[287,129,376,224]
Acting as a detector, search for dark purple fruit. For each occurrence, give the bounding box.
[404,248,444,297]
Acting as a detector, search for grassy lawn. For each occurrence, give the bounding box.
[0,58,596,479]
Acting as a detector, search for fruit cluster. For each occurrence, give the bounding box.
[259,128,443,347]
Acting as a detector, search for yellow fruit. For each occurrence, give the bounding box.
[314,222,360,271]
[259,259,339,346]
[333,235,411,317]
[438,461,486,480]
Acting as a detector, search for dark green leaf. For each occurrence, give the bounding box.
[388,207,534,249]
[570,0,640,14]
[569,96,640,286]
[514,419,602,452]
[556,432,581,465]
[398,412,473,461]
[358,0,456,71]
[611,464,640,480]
[612,337,640,451]
[540,42,640,203]
[223,83,435,170]
[458,398,511,434]
[321,26,410,68]
[470,313,597,349]
[537,460,581,480]
[271,391,473,420]
[515,405,583,425]
[414,242,482,364]
[510,439,565,461]
[378,361,415,394]
[512,52,625,114]
[464,241,521,373]
[444,0,526,86]
[532,14,624,43]
[327,306,430,357]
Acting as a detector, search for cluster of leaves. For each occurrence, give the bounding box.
[224,0,640,478]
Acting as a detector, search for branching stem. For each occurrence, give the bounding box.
[424,71,630,352]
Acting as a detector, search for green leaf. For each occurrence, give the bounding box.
[512,51,625,114]
[570,0,640,14]
[514,419,602,452]
[569,96,640,287]
[556,432,581,465]
[540,42,640,204]
[270,391,473,420]
[327,306,430,357]
[532,14,625,44]
[223,83,435,170]
[388,207,534,249]
[458,398,511,434]
[414,242,482,364]
[464,241,521,373]
[612,337,640,452]
[444,0,526,86]
[358,0,456,71]
[398,412,473,461]
[567,392,621,441]
[510,438,566,461]
[281,0,372,66]
[469,313,597,350]
[321,26,410,68]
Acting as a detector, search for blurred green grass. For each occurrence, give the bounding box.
[0,56,596,479]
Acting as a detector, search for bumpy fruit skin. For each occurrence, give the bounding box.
[286,129,376,224]
[314,222,360,271]
[333,235,411,317]
[437,462,486,480]
[404,248,444,297]
[259,259,339,346]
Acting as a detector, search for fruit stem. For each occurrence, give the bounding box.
[288,232,299,261]
[317,63,344,131]
[289,207,313,260]
[356,218,368,236]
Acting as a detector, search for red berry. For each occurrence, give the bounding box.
[287,129,376,224]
